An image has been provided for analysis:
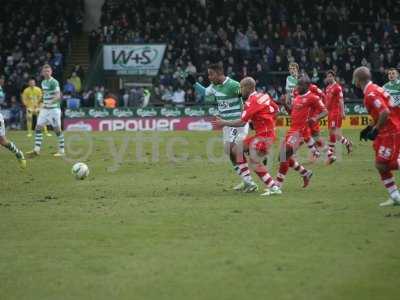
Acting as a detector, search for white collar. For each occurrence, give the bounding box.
[363,81,373,94]
[222,76,229,85]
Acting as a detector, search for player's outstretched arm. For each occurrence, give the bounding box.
[188,76,212,97]
[212,116,245,128]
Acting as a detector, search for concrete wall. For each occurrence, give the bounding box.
[84,0,105,31]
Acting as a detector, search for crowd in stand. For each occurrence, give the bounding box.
[2,0,400,126]
[0,0,84,127]
[90,0,400,105]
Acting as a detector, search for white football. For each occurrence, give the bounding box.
[71,162,90,180]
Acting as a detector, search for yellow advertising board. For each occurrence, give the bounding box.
[276,115,372,129]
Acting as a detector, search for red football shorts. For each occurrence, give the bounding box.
[328,113,342,129]
[243,134,275,154]
[284,128,304,151]
[373,132,400,164]
[309,121,320,136]
[301,126,311,141]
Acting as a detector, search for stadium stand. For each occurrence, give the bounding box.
[0,0,84,126]
[92,0,400,105]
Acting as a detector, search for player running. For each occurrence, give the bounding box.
[22,78,51,138]
[27,64,65,157]
[300,83,326,161]
[276,74,327,188]
[284,63,324,161]
[383,68,400,116]
[324,70,353,164]
[0,112,26,168]
[213,77,282,196]
[193,62,258,192]
[353,66,400,207]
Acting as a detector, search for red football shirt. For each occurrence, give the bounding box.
[290,91,326,130]
[293,84,325,101]
[293,84,325,117]
[363,82,400,134]
[325,82,343,115]
[241,92,277,138]
[309,84,326,103]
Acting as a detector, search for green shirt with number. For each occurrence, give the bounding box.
[202,77,243,120]
[383,79,400,108]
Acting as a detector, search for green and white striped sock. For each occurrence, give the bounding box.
[4,141,24,159]
[34,130,43,152]
[57,132,65,153]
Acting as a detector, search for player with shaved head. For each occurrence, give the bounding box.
[276,74,327,189]
[354,66,400,206]
[214,77,282,196]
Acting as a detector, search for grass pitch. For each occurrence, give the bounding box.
[1,130,399,300]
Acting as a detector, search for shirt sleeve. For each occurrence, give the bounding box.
[241,99,260,122]
[311,85,326,103]
[366,93,390,115]
[53,80,60,92]
[38,88,43,100]
[194,82,214,97]
[336,85,344,102]
[270,100,279,114]
[22,89,28,105]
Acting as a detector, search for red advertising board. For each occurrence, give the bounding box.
[64,117,216,131]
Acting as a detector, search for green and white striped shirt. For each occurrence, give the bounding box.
[41,77,60,109]
[285,75,298,104]
[383,79,400,107]
[203,77,243,120]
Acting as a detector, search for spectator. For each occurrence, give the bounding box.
[63,81,76,95]
[68,72,82,93]
[143,88,151,107]
[151,86,163,105]
[104,94,117,108]
[129,87,143,106]
[185,88,196,104]
[172,86,185,106]
[9,96,22,129]
[161,86,174,103]
[185,62,197,76]
[66,95,81,109]
[82,89,94,107]
[94,86,105,107]
[73,65,85,81]
[122,89,130,107]
[235,28,250,58]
